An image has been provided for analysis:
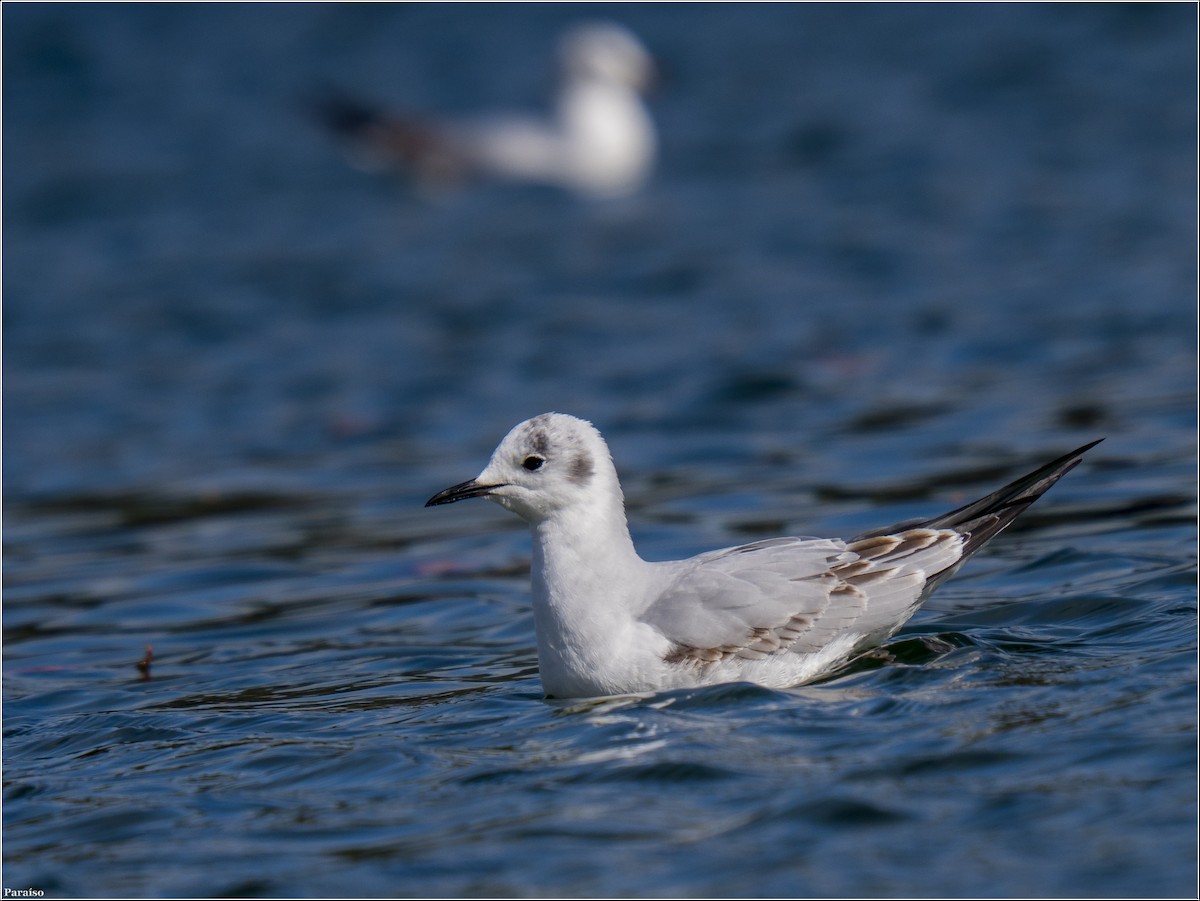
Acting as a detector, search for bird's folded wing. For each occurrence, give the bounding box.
[640,530,964,663]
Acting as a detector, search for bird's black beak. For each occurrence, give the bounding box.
[425,479,505,507]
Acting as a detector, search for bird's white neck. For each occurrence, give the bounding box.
[527,488,655,697]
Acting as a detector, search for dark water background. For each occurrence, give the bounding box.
[4,4,1196,897]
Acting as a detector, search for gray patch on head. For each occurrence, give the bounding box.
[568,453,594,484]
[528,429,549,454]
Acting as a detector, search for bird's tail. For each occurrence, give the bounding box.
[308,88,379,137]
[307,86,455,177]
[855,438,1102,589]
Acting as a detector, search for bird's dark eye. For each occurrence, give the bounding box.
[522,455,545,472]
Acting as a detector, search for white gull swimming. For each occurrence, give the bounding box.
[427,413,1100,699]
[317,22,656,198]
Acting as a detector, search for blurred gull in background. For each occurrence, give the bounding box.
[316,21,657,198]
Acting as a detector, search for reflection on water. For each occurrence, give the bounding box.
[4,3,1196,897]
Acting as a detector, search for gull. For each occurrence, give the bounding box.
[316,22,656,198]
[426,413,1100,699]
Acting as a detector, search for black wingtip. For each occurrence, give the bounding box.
[933,437,1104,556]
[304,85,383,138]
[853,438,1103,552]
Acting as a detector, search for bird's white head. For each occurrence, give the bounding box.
[559,22,655,93]
[426,413,621,524]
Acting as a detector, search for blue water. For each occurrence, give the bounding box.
[4,4,1196,897]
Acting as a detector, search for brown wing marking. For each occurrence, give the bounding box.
[663,528,957,668]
